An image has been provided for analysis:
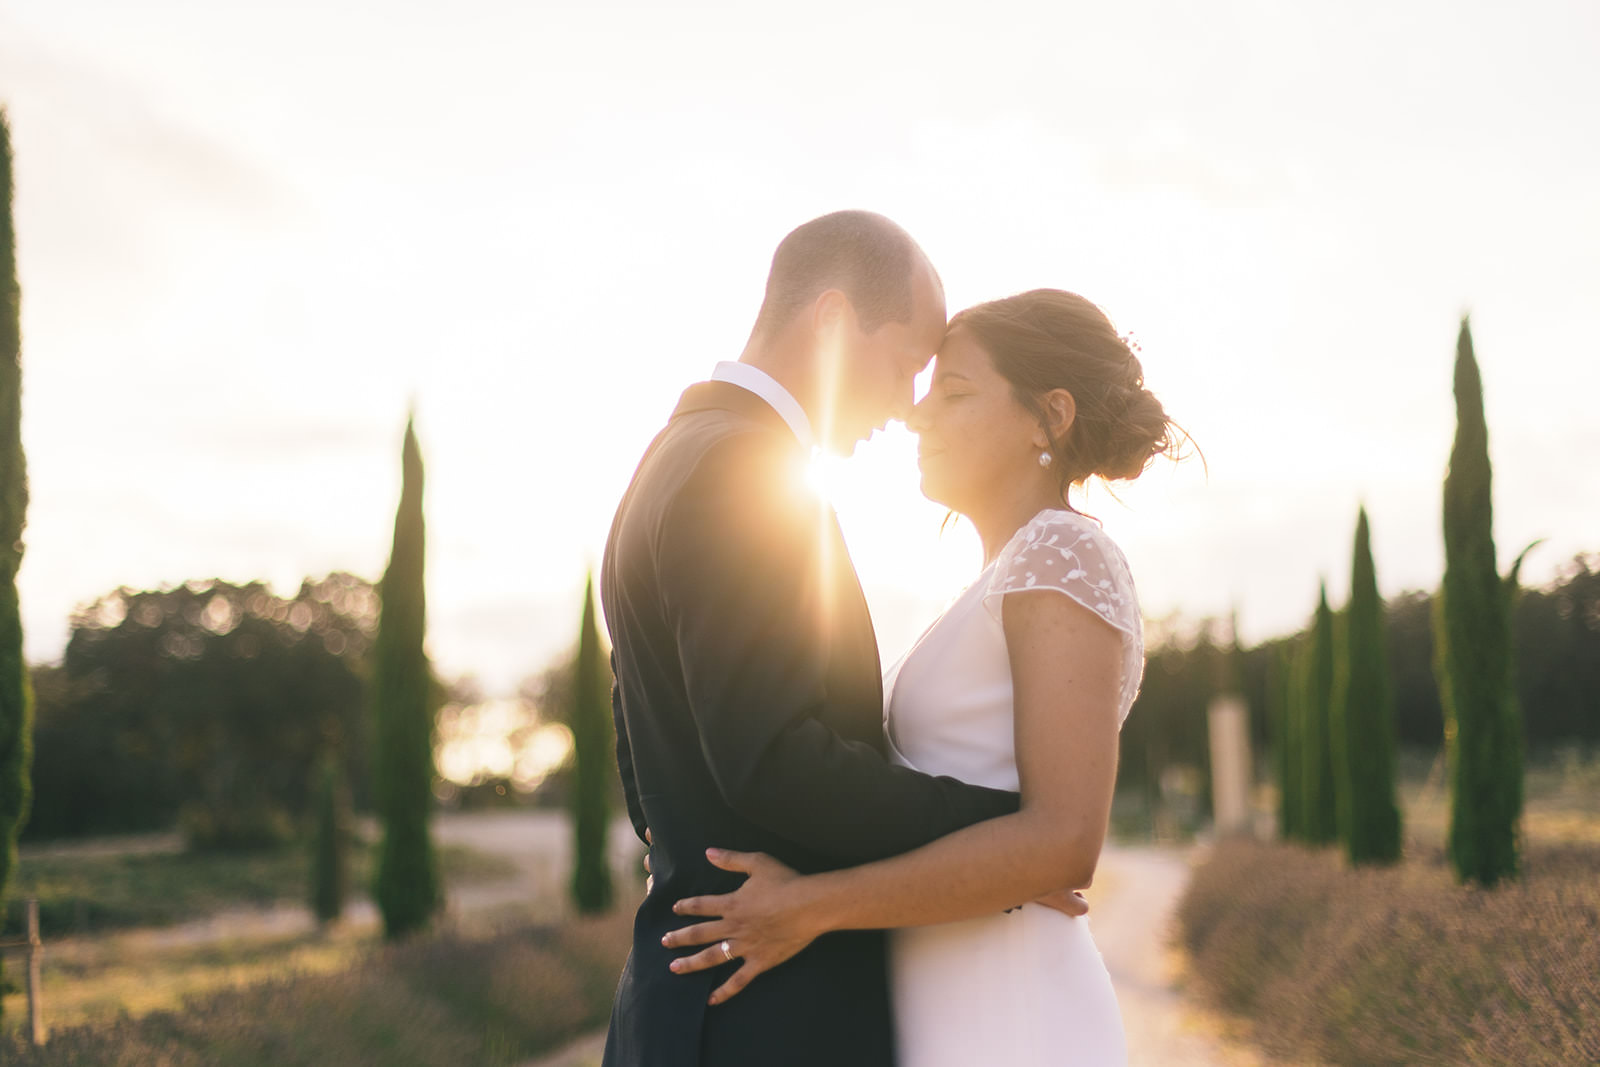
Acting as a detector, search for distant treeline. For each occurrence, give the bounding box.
[23,554,1598,843]
[26,574,383,843]
[1118,552,1600,802]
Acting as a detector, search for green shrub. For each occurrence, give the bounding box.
[310,753,352,924]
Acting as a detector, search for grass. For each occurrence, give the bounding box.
[3,840,519,939]
[0,907,633,1066]
[22,923,369,1032]
[1400,742,1600,849]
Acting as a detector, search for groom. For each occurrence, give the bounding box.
[600,211,1025,1067]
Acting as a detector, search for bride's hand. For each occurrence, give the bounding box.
[1033,888,1090,918]
[662,848,819,1006]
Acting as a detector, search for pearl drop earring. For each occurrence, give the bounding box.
[1038,451,1053,468]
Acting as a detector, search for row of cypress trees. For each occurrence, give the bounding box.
[1276,318,1524,887]
[1277,519,1403,867]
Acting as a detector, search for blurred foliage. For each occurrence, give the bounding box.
[516,649,626,811]
[26,573,378,843]
[1119,552,1600,833]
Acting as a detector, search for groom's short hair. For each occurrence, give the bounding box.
[752,211,938,338]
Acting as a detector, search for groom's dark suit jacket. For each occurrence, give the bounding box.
[599,380,1021,1067]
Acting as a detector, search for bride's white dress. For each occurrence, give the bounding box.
[883,508,1145,1067]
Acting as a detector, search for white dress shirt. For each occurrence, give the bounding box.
[710,361,816,450]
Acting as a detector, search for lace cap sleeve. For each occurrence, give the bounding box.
[982,510,1141,640]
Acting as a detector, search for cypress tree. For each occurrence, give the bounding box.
[310,750,351,926]
[1273,643,1302,842]
[569,575,613,913]
[1332,507,1402,865]
[0,110,33,1017]
[371,416,441,937]
[1300,584,1340,845]
[1435,318,1522,885]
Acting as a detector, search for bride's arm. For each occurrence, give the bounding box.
[664,587,1123,1003]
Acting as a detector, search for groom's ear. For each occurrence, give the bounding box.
[810,289,855,339]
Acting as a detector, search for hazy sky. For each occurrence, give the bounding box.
[2,0,1596,695]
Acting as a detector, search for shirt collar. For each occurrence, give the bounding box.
[710,362,816,450]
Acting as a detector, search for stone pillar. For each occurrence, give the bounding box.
[1208,695,1253,838]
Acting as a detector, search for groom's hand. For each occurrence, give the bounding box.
[1033,888,1089,918]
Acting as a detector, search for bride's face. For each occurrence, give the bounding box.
[908,328,1043,513]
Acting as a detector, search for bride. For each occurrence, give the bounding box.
[661,288,1181,1066]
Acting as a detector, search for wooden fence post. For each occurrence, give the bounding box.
[1,898,45,1046]
[27,898,43,1046]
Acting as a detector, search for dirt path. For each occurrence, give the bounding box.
[1091,844,1265,1066]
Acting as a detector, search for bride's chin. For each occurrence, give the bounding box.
[917,476,953,511]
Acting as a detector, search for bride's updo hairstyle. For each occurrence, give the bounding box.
[947,289,1184,502]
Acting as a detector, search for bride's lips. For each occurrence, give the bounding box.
[917,447,944,464]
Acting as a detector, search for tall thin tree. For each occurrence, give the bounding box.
[569,575,613,913]
[0,108,33,1017]
[371,416,441,936]
[1332,506,1402,865]
[1435,318,1522,885]
[1300,583,1340,845]
[1273,643,1302,842]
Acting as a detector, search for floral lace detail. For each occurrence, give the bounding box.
[982,509,1146,719]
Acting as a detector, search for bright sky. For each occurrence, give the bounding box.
[2,0,1596,696]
